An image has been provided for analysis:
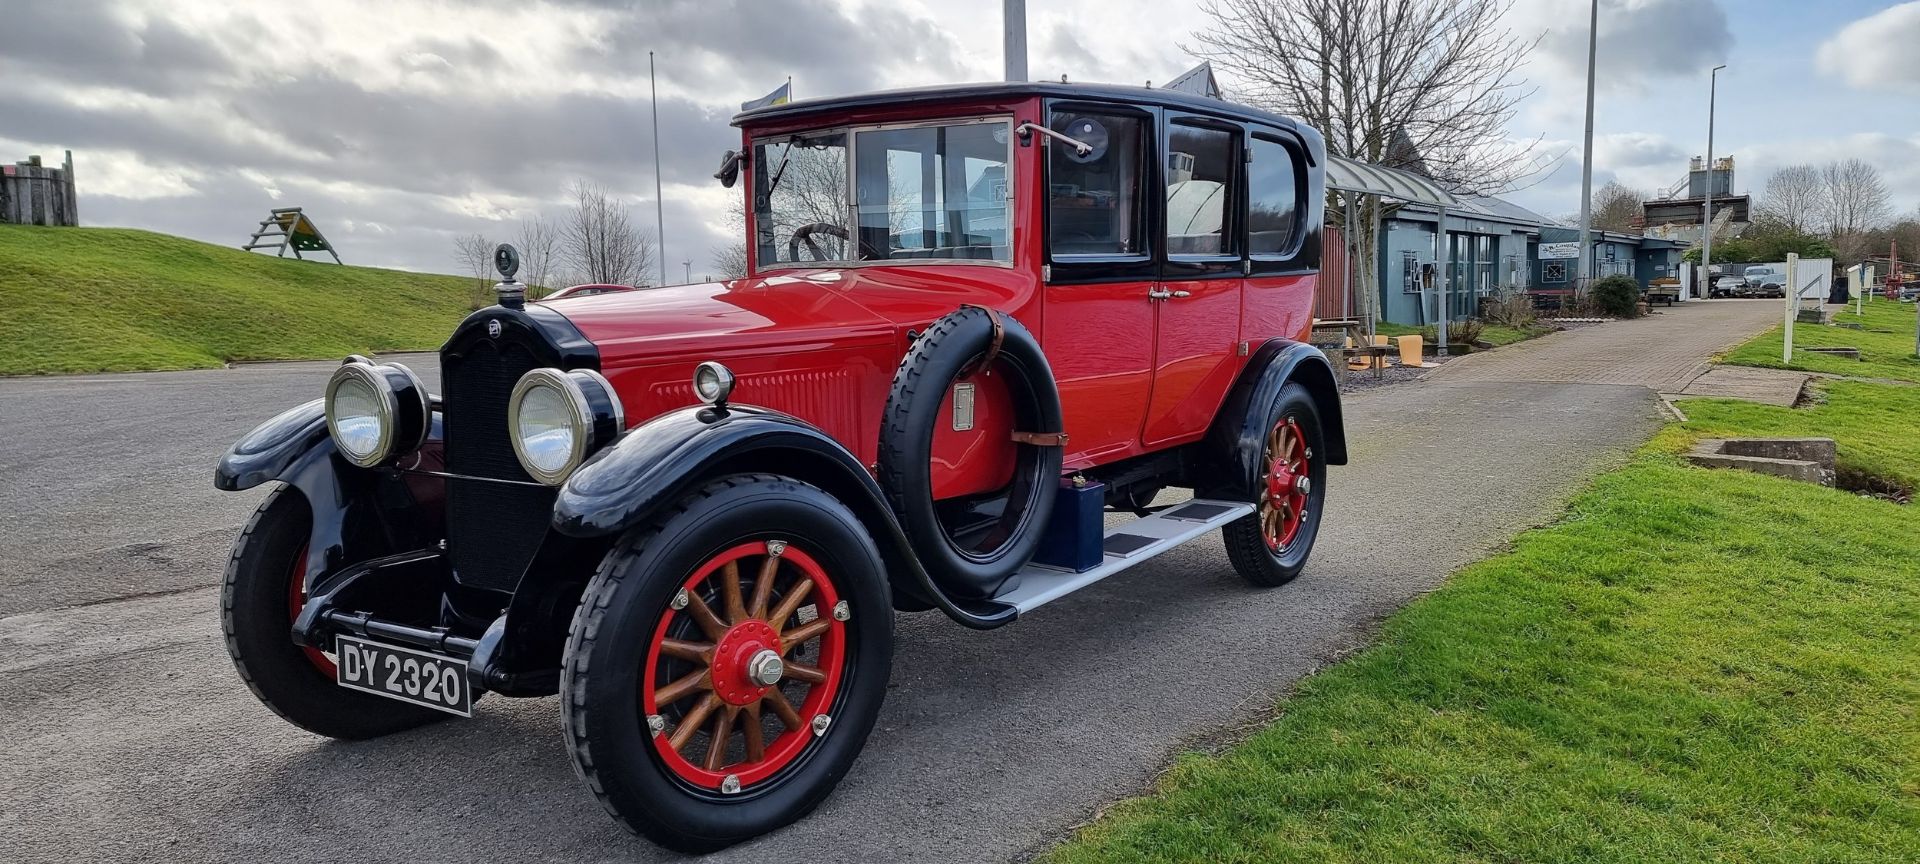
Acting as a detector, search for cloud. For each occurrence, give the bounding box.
[1816,2,1920,93]
[1525,0,1732,90]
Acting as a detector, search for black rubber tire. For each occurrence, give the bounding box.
[1222,382,1329,587]
[877,306,1063,599]
[222,484,447,739]
[561,474,893,854]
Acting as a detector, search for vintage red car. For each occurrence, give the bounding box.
[215,81,1343,852]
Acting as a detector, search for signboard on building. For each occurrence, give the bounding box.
[1539,242,1580,260]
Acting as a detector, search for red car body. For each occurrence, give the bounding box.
[549,85,1322,500]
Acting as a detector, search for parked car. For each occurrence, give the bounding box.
[1751,274,1788,299]
[1713,274,1749,298]
[213,81,1344,853]
[537,282,637,301]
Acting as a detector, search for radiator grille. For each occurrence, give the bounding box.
[443,336,558,592]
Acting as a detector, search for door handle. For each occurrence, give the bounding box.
[1147,289,1192,300]
[1170,290,1192,298]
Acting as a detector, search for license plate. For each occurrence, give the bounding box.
[334,635,473,717]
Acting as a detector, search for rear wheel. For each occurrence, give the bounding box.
[222,485,445,739]
[562,474,892,854]
[1222,383,1329,586]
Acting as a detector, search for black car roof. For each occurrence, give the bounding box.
[731,80,1305,133]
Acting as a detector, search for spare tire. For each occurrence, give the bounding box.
[878,306,1064,600]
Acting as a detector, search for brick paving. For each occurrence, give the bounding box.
[1428,299,1783,392]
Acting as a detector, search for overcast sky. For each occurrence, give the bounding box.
[3,0,1916,281]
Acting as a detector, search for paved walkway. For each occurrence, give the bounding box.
[0,304,1783,864]
[1429,299,1782,391]
[1667,366,1810,407]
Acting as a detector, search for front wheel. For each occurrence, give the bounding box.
[222,485,447,739]
[1222,382,1329,587]
[561,474,893,854]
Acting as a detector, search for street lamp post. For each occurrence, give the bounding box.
[1701,64,1726,299]
[1575,0,1598,295]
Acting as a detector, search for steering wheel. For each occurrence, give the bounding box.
[789,222,850,261]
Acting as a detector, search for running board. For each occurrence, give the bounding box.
[995,499,1255,614]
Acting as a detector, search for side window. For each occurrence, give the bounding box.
[1247,136,1300,256]
[1164,122,1237,256]
[1047,111,1148,256]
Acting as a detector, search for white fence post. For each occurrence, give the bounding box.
[1783,253,1798,363]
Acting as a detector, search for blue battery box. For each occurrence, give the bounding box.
[1032,479,1106,572]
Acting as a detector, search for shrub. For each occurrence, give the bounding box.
[1420,318,1485,346]
[1591,275,1642,318]
[1481,292,1539,328]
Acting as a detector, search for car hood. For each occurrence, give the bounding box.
[541,273,897,367]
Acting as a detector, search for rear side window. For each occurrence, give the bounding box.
[1047,111,1149,257]
[1247,136,1301,256]
[1164,122,1238,256]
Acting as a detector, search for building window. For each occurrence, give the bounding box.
[1401,251,1421,294]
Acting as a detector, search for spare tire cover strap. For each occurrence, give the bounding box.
[962,304,1006,374]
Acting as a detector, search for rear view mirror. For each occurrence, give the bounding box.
[714,150,742,188]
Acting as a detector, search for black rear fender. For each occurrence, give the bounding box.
[553,404,1016,630]
[1198,339,1348,499]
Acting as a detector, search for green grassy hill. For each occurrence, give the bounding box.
[0,225,478,375]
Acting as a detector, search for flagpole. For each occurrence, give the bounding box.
[650,51,667,286]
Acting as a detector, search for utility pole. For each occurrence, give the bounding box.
[1574,0,1598,296]
[1701,64,1726,299]
[1003,0,1027,82]
[649,51,668,288]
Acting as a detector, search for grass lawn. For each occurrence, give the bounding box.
[1720,299,1920,383]
[1047,382,1920,863]
[0,224,479,375]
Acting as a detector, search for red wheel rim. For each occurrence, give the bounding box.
[287,544,337,676]
[641,540,847,792]
[1259,417,1312,552]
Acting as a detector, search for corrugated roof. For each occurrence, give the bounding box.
[1325,156,1464,208]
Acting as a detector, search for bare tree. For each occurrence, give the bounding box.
[1190,0,1545,326]
[1820,158,1893,238]
[514,215,560,297]
[1757,164,1827,234]
[712,196,750,279]
[1591,181,1644,233]
[560,179,656,286]
[1191,0,1545,194]
[452,232,495,310]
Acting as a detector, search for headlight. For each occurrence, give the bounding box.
[693,361,735,405]
[324,358,429,468]
[508,368,623,485]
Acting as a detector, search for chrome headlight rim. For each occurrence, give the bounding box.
[323,358,430,469]
[693,360,735,405]
[508,368,622,486]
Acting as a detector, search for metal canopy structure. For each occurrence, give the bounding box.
[1326,156,1466,210]
[1324,155,1472,351]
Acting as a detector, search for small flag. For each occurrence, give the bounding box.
[741,81,792,111]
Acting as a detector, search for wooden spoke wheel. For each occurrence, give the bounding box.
[1222,382,1327,587]
[286,544,337,677]
[1258,417,1312,553]
[642,539,847,792]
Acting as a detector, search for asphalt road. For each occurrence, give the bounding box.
[0,302,1781,863]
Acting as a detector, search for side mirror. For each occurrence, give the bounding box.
[714,150,742,188]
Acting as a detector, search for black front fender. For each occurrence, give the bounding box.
[554,404,1017,629]
[215,400,444,591]
[215,400,330,492]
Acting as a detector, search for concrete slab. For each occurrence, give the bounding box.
[1665,365,1810,407]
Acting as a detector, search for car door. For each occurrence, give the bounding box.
[1141,112,1245,448]
[1039,102,1161,467]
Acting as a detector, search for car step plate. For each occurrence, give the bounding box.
[334,635,474,717]
[996,498,1254,614]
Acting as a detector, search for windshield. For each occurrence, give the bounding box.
[753,118,1012,267]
